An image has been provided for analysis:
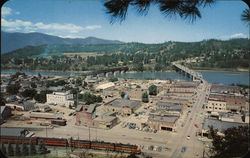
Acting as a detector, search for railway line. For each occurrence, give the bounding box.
[0,135,141,154]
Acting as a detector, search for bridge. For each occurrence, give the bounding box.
[172,62,205,83]
[88,66,129,77]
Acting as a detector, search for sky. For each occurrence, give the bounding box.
[1,0,249,43]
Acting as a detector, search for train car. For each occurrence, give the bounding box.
[51,119,67,126]
[0,136,37,144]
[90,141,115,151]
[115,143,141,154]
[70,139,91,149]
[38,137,68,147]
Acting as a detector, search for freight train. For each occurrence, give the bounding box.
[0,136,141,154]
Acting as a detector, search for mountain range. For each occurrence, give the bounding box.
[1,31,124,54]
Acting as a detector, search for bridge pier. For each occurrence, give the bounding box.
[105,72,109,78]
[113,71,119,77]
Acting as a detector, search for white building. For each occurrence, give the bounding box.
[205,99,227,113]
[95,82,115,91]
[46,92,74,107]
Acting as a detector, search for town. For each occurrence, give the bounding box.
[0,64,249,157]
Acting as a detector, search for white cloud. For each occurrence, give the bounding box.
[229,33,247,38]
[85,25,102,30]
[220,33,248,39]
[2,7,20,16]
[1,18,102,34]
[2,7,12,16]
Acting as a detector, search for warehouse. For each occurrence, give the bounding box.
[148,114,179,131]
[103,98,141,116]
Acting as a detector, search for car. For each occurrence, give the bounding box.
[186,136,190,140]
[68,112,74,116]
[181,147,186,152]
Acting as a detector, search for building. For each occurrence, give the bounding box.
[103,98,141,116]
[39,105,52,112]
[93,112,118,129]
[95,82,115,91]
[0,127,30,137]
[210,84,242,94]
[209,94,247,112]
[243,112,249,123]
[218,113,244,123]
[0,106,12,119]
[46,91,74,107]
[148,114,179,131]
[205,98,227,113]
[29,112,63,121]
[169,81,198,93]
[201,118,247,137]
[85,76,101,84]
[155,101,183,115]
[5,101,36,111]
[75,104,97,126]
[76,104,118,129]
[157,96,192,107]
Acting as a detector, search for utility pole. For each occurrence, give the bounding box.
[45,125,48,137]
[88,127,91,141]
[95,127,97,141]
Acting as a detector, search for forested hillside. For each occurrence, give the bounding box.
[1,38,249,71]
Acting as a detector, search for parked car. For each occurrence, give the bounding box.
[181,147,186,152]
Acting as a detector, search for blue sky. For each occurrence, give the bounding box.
[1,0,249,43]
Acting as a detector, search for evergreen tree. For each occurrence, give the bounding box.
[142,92,149,103]
[120,92,126,98]
[148,85,157,95]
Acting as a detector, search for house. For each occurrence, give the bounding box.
[103,98,141,116]
[0,106,12,119]
[148,113,179,131]
[46,91,74,107]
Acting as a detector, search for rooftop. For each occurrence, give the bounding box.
[148,114,179,123]
[106,98,141,109]
[96,82,115,90]
[0,127,29,137]
[202,118,247,133]
[29,112,62,119]
[94,115,117,122]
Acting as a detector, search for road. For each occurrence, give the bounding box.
[169,81,211,158]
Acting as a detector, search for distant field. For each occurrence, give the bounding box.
[63,52,103,58]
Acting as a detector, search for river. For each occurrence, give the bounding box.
[1,70,249,85]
